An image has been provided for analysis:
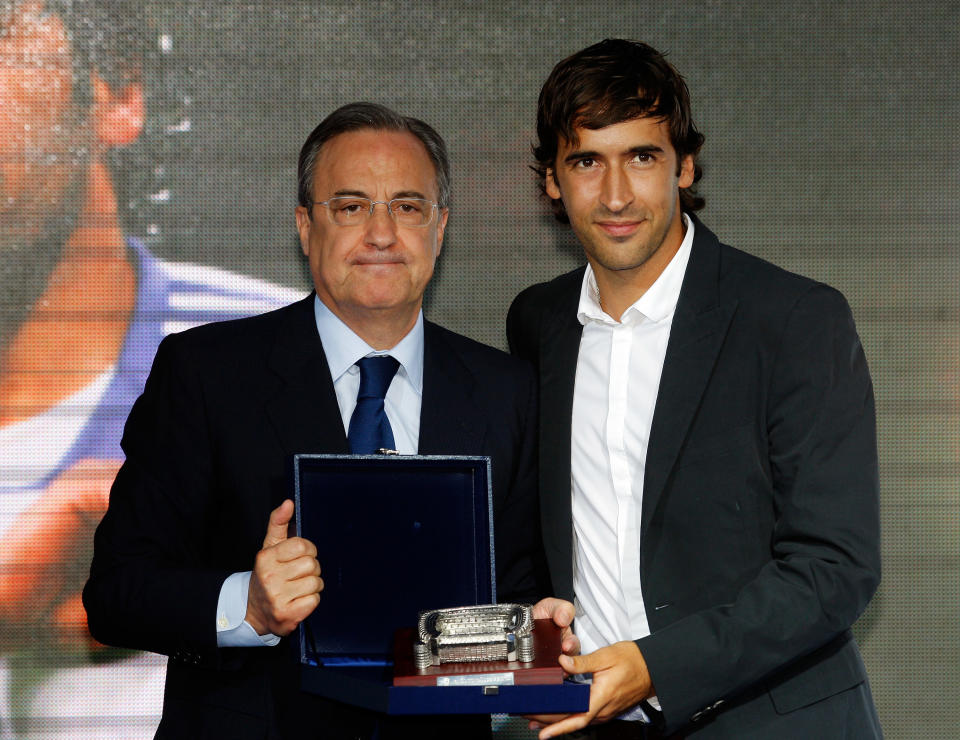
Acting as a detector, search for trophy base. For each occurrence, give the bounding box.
[393,618,566,687]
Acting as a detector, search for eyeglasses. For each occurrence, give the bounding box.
[312,197,440,227]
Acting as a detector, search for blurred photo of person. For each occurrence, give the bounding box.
[0,2,301,737]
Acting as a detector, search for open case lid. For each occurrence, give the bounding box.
[293,454,494,663]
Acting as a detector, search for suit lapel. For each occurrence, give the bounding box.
[538,271,584,600]
[418,322,484,454]
[265,294,349,457]
[641,222,738,535]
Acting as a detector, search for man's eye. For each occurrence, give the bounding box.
[393,200,423,214]
[631,152,653,164]
[337,201,367,214]
[573,158,596,169]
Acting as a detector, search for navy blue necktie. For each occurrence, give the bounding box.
[347,355,400,454]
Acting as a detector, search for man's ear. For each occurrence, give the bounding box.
[677,154,695,189]
[434,207,449,258]
[295,206,312,257]
[91,74,144,147]
[544,168,562,200]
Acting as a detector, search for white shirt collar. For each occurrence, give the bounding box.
[312,295,424,395]
[577,213,695,326]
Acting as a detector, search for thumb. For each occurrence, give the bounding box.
[263,499,294,548]
[559,651,598,676]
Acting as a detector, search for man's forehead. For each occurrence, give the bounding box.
[321,127,429,158]
[559,115,673,151]
[313,128,437,193]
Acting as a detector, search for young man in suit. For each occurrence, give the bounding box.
[511,40,882,739]
[84,102,544,739]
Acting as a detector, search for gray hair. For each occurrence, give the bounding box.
[297,102,451,210]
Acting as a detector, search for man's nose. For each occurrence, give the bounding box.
[363,202,398,249]
[599,166,634,213]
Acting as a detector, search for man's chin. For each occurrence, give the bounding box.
[347,275,420,309]
[588,250,658,274]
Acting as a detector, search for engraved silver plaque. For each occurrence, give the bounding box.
[414,603,535,667]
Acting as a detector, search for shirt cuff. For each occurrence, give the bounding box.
[618,702,652,722]
[215,571,281,647]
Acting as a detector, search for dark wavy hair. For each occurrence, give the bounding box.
[40,0,146,106]
[533,38,705,223]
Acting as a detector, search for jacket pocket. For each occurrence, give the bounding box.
[674,423,754,471]
[769,630,868,714]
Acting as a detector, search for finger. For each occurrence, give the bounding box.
[558,652,599,676]
[285,574,324,601]
[558,654,578,674]
[552,600,575,628]
[560,644,621,675]
[532,597,575,628]
[272,536,317,563]
[524,713,567,725]
[539,712,592,739]
[531,597,557,620]
[262,500,294,548]
[279,555,322,580]
[286,591,322,623]
[560,629,581,656]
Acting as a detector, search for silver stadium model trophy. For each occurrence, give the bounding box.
[393,602,570,689]
[413,604,536,668]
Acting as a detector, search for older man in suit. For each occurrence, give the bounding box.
[511,40,882,739]
[83,102,544,739]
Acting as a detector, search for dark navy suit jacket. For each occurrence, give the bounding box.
[507,217,882,738]
[84,294,545,739]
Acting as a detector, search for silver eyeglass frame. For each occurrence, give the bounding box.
[311,197,440,227]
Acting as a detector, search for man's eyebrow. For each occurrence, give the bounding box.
[628,145,665,157]
[562,144,665,165]
[563,149,601,165]
[331,189,429,200]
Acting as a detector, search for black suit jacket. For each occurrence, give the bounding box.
[507,218,882,738]
[83,294,545,739]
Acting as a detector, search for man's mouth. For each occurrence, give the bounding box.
[596,219,644,237]
[352,254,405,266]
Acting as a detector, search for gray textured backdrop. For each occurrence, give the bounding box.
[123,1,959,737]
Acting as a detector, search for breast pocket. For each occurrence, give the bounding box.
[674,422,755,471]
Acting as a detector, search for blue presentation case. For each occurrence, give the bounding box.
[293,453,589,714]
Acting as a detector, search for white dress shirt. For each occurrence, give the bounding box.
[315,296,423,454]
[215,295,425,646]
[571,214,694,714]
